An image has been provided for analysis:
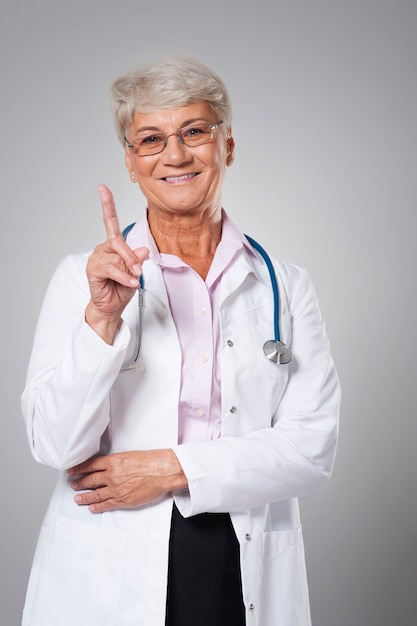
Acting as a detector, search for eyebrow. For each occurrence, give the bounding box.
[133,117,213,137]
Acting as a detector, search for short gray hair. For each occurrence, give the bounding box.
[110,56,232,145]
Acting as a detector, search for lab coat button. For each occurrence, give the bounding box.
[245,533,251,541]
[229,406,237,413]
[227,339,234,347]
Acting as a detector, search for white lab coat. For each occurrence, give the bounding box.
[21,219,340,626]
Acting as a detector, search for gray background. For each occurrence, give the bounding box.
[1,0,416,624]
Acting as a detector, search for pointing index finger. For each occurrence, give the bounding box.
[98,184,122,239]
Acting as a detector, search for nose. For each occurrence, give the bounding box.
[161,132,191,164]
[164,130,185,146]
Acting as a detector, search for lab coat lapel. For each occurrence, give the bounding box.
[141,259,171,316]
[219,247,269,312]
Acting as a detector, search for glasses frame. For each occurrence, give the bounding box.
[124,120,223,156]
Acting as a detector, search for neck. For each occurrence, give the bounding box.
[147,207,223,279]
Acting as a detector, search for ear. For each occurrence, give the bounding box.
[125,148,137,183]
[226,134,235,167]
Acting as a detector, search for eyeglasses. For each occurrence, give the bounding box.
[125,121,223,156]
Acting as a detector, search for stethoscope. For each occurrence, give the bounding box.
[121,225,292,372]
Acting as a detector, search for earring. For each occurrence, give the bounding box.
[131,172,137,182]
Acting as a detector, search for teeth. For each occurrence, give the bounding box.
[165,173,196,182]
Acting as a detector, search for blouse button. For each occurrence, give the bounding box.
[249,604,255,612]
[245,533,251,541]
[229,406,237,414]
[227,339,234,347]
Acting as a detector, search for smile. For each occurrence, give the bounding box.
[163,172,199,183]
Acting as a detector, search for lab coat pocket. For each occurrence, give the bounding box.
[24,515,127,626]
[259,527,311,626]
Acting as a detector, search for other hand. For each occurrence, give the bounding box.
[68,449,187,513]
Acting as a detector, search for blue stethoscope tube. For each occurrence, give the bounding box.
[121,225,292,371]
[243,235,292,365]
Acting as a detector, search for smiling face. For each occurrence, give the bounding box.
[124,102,234,223]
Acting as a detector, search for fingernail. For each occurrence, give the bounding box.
[132,264,141,275]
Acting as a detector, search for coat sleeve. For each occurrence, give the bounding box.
[173,263,341,516]
[21,254,131,470]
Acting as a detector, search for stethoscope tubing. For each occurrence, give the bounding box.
[121,224,291,370]
[244,234,281,343]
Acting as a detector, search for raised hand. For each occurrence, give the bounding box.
[85,185,149,343]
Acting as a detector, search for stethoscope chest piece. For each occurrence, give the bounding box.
[263,340,292,365]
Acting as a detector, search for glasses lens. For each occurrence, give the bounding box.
[180,124,215,147]
[132,133,165,155]
[129,122,221,155]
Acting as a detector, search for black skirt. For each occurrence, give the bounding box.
[165,503,246,626]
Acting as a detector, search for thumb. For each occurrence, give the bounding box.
[133,247,150,265]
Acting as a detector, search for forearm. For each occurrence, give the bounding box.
[173,411,338,516]
[22,316,130,469]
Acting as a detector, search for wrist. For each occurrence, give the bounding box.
[165,449,188,492]
[85,302,122,345]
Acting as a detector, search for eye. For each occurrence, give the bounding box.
[183,125,208,138]
[137,133,164,146]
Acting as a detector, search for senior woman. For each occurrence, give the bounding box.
[22,56,340,626]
